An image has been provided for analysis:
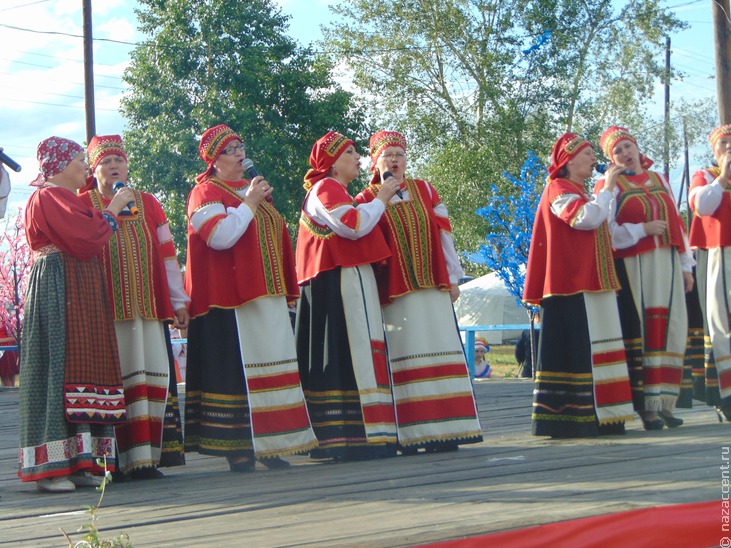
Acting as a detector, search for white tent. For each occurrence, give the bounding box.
[455,273,529,344]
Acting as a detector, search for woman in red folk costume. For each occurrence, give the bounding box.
[688,124,731,421]
[595,126,694,430]
[524,133,634,438]
[296,131,400,462]
[79,134,188,479]
[355,131,482,454]
[185,124,316,473]
[20,137,133,492]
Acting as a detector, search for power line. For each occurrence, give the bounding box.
[0,0,52,13]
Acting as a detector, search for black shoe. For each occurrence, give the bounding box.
[598,422,626,435]
[425,443,459,453]
[397,443,419,456]
[111,470,128,482]
[227,458,255,473]
[258,456,290,470]
[642,418,665,431]
[129,467,164,480]
[661,414,684,428]
[716,407,731,422]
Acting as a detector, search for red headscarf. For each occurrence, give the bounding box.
[709,124,731,149]
[303,131,355,190]
[547,133,591,180]
[368,130,407,183]
[599,126,654,169]
[83,134,127,191]
[30,136,84,187]
[196,124,241,184]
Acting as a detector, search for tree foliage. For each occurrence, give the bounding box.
[322,0,690,260]
[120,0,367,258]
[0,210,31,348]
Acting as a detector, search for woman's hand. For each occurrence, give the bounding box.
[449,283,460,302]
[173,307,190,330]
[244,175,273,210]
[683,271,694,293]
[720,150,731,184]
[106,187,135,216]
[602,164,625,193]
[642,219,667,236]
[376,174,400,204]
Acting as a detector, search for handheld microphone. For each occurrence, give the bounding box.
[595,164,635,176]
[242,158,259,179]
[382,171,402,199]
[242,158,273,203]
[0,149,22,172]
[112,181,139,216]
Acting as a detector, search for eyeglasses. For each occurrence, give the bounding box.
[221,144,245,156]
[380,153,406,161]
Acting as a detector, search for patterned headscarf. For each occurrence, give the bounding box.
[196,124,242,184]
[303,131,355,190]
[600,126,653,169]
[30,136,84,187]
[547,133,591,180]
[83,134,127,191]
[709,124,731,149]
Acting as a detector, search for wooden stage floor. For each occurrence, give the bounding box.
[0,379,725,547]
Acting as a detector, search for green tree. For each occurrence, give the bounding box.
[120,0,367,258]
[322,0,687,260]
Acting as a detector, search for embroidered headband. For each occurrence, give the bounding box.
[196,124,242,184]
[547,133,591,180]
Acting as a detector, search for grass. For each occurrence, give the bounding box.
[483,344,522,378]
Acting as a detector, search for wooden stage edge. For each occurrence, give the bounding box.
[0,379,726,547]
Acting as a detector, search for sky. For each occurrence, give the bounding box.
[0,0,717,212]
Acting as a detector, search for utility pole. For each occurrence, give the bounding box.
[713,0,731,124]
[83,0,96,142]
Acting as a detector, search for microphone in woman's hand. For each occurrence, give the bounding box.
[113,181,138,215]
[242,158,259,179]
[596,164,636,176]
[242,158,272,202]
[382,171,402,199]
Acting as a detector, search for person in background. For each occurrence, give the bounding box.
[596,126,694,430]
[185,124,316,472]
[169,327,187,383]
[688,124,731,421]
[0,318,19,387]
[19,136,132,492]
[355,130,482,455]
[79,134,188,479]
[0,160,10,219]
[514,313,539,379]
[524,132,634,438]
[296,131,400,462]
[474,337,492,379]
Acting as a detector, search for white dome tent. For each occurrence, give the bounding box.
[455,272,530,345]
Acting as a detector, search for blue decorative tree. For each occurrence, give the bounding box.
[471,152,544,375]
[473,151,544,312]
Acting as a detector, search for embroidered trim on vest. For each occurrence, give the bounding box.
[385,178,437,291]
[88,189,158,320]
[208,178,291,296]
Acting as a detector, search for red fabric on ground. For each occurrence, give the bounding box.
[426,501,724,548]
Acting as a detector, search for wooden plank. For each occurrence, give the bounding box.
[0,380,726,546]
